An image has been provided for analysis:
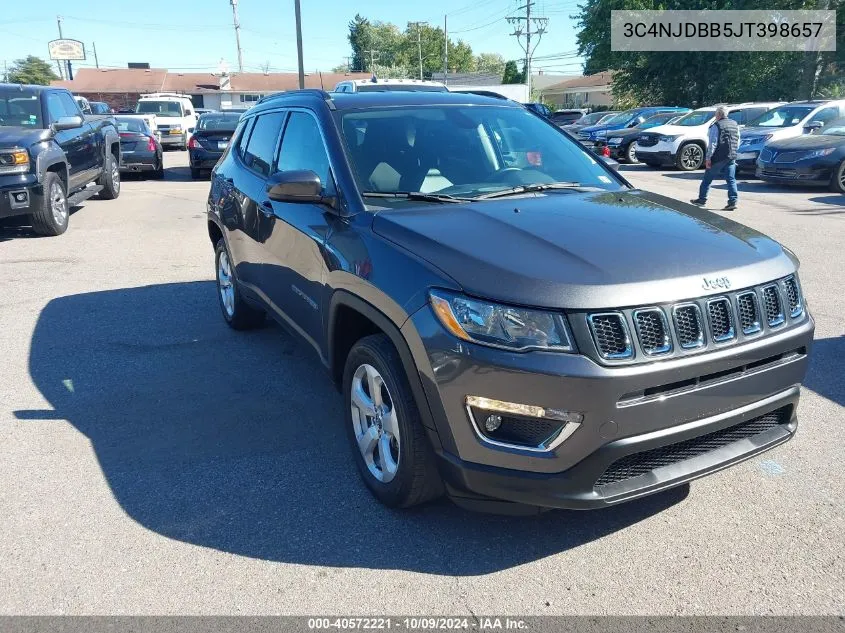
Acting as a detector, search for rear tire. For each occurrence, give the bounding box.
[214,238,264,330]
[30,172,68,236]
[830,160,845,194]
[97,153,121,199]
[151,159,165,180]
[624,142,638,164]
[343,334,444,508]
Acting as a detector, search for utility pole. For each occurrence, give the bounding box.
[343,56,352,73]
[408,21,427,80]
[365,49,380,75]
[55,16,65,80]
[229,0,244,73]
[443,15,448,84]
[294,0,304,88]
[92,42,99,68]
[507,2,547,99]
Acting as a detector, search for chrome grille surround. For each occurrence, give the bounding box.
[587,312,633,360]
[673,303,706,349]
[581,275,806,364]
[633,308,672,355]
[706,297,735,343]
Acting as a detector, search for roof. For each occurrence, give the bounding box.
[250,89,521,114]
[50,68,372,94]
[0,83,55,93]
[543,71,614,92]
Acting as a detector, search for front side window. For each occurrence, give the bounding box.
[340,105,623,199]
[45,93,66,124]
[136,101,183,117]
[58,93,81,118]
[242,111,285,177]
[276,112,335,194]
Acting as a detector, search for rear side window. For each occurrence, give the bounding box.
[242,111,285,177]
[276,111,335,194]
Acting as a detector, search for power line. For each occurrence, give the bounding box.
[507,1,548,96]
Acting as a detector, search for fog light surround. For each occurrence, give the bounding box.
[465,395,583,452]
[9,189,30,209]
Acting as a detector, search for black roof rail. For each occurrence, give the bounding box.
[451,89,511,100]
[255,89,334,105]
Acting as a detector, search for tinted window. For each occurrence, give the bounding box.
[276,112,334,193]
[341,105,622,198]
[45,93,67,123]
[242,111,285,177]
[115,118,148,133]
[728,110,745,125]
[197,113,242,131]
[59,93,82,117]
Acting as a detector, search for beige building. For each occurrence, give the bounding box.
[539,71,615,108]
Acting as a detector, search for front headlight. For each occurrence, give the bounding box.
[429,290,575,352]
[658,134,680,142]
[608,137,622,145]
[806,147,836,159]
[0,148,30,175]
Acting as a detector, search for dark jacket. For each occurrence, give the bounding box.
[711,117,739,163]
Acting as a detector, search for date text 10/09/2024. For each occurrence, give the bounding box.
[307,618,529,630]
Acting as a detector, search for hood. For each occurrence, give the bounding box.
[766,134,845,151]
[639,122,703,137]
[0,127,50,148]
[372,190,795,310]
[580,122,628,135]
[740,126,799,142]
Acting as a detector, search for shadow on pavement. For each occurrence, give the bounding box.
[17,281,688,574]
[804,336,845,407]
[0,205,84,241]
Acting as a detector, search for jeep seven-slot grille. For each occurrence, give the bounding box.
[588,313,632,359]
[585,275,804,363]
[594,407,790,488]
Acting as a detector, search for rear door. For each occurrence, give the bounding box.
[260,109,336,352]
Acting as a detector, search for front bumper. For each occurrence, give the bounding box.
[756,160,836,186]
[736,149,761,171]
[0,174,40,219]
[406,305,814,510]
[633,148,674,164]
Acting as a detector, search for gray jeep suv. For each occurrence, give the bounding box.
[207,90,813,513]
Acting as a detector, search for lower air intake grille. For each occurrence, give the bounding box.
[588,313,632,359]
[736,292,761,335]
[594,407,790,488]
[762,285,785,327]
[707,298,735,342]
[784,277,802,317]
[673,304,705,348]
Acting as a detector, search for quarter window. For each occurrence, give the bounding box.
[242,112,285,177]
[276,112,335,194]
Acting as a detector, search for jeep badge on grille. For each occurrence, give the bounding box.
[703,276,731,290]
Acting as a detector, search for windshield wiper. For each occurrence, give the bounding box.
[361,191,471,204]
[473,182,595,200]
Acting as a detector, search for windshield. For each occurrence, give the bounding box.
[641,112,678,128]
[603,111,638,125]
[675,110,715,126]
[340,105,623,199]
[0,88,43,128]
[578,112,609,126]
[356,84,447,93]
[820,118,845,136]
[197,113,242,131]
[136,101,183,117]
[746,105,815,128]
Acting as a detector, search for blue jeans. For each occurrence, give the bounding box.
[698,159,738,203]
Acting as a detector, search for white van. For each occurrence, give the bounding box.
[135,93,198,150]
[735,99,845,173]
[634,102,784,170]
[333,78,448,93]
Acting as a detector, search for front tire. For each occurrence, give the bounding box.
[624,142,638,164]
[214,239,264,330]
[830,159,845,194]
[676,142,704,171]
[30,172,69,236]
[97,153,121,199]
[343,334,443,508]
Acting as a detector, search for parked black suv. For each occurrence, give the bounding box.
[207,90,813,513]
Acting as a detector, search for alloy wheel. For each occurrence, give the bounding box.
[217,250,235,318]
[681,145,703,170]
[50,181,67,226]
[350,363,400,483]
[111,160,121,193]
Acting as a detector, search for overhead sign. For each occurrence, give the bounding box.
[48,39,86,61]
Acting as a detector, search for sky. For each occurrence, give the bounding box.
[0,0,584,77]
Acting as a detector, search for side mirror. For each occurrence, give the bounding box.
[266,170,325,204]
[600,155,620,171]
[805,121,824,133]
[52,115,84,132]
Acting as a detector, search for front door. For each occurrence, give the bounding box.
[261,110,334,354]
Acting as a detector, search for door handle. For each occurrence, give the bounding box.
[260,200,274,217]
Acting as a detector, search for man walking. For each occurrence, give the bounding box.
[691,105,740,211]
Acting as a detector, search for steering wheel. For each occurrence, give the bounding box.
[490,167,524,182]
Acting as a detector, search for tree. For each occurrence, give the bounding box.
[7,56,58,86]
[475,53,506,76]
[502,60,525,84]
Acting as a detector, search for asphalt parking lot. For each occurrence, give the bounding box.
[0,150,843,615]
